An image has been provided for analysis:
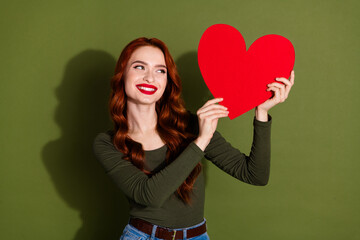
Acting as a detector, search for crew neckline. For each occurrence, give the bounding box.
[107,130,167,153]
[144,144,167,152]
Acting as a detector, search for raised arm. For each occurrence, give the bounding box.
[198,70,294,185]
[204,115,272,186]
[93,132,204,208]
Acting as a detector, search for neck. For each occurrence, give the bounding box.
[126,101,158,135]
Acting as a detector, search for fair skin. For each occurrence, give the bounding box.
[124,46,295,151]
[124,46,168,150]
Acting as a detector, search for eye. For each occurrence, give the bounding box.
[134,65,144,70]
[157,69,166,74]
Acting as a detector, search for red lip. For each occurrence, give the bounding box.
[136,84,158,90]
[136,84,158,95]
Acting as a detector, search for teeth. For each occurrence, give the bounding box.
[138,86,156,91]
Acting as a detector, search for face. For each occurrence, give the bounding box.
[124,46,168,106]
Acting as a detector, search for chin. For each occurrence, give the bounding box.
[133,96,160,105]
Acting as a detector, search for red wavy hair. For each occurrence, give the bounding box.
[109,37,201,204]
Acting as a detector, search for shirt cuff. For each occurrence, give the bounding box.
[253,114,272,127]
[189,141,206,156]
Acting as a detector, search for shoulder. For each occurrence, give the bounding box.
[93,130,127,171]
[93,130,115,150]
[92,130,132,173]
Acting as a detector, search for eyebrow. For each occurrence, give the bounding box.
[131,60,167,68]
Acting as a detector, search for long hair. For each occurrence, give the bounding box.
[109,37,201,204]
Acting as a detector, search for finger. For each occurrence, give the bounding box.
[290,70,295,85]
[199,109,229,118]
[268,82,286,91]
[202,98,224,108]
[268,82,286,101]
[279,84,285,102]
[274,78,292,99]
[197,103,227,115]
[270,86,285,102]
[285,70,295,98]
[267,87,281,103]
[206,112,229,121]
[275,77,292,87]
[278,77,292,99]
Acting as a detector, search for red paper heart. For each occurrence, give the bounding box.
[197,24,295,119]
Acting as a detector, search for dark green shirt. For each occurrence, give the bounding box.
[93,115,272,228]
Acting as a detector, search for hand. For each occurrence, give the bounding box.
[257,70,295,114]
[194,98,229,151]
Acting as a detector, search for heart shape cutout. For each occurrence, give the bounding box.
[197,24,295,119]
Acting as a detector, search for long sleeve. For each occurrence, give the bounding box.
[204,115,272,186]
[92,132,204,208]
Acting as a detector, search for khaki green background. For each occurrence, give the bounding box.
[1,0,359,239]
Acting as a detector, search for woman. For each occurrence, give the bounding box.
[93,37,294,240]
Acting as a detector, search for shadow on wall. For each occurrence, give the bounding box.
[41,49,213,240]
[176,51,213,114]
[176,51,213,185]
[42,50,128,240]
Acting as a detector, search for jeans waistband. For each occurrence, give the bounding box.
[128,218,207,231]
[128,218,207,239]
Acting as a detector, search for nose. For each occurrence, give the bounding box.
[143,70,155,83]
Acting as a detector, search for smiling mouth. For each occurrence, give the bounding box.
[136,84,158,95]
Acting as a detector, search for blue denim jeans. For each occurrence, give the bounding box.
[120,218,210,240]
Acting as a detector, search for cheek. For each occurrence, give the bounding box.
[124,82,130,95]
[124,70,138,85]
[124,77,135,96]
[160,76,168,87]
[158,78,168,93]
